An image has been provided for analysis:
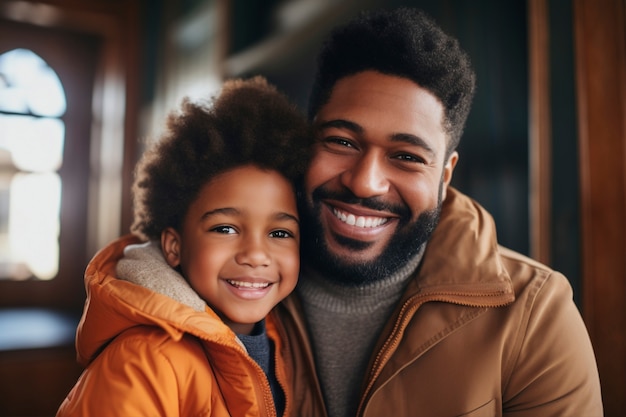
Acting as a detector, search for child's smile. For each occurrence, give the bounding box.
[162,164,300,335]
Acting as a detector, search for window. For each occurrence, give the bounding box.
[0,15,116,310]
[0,48,65,280]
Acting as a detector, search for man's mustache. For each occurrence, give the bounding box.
[310,187,411,219]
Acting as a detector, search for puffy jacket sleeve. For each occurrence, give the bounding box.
[503,271,603,416]
[57,328,209,417]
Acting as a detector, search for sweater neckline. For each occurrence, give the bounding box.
[297,245,425,314]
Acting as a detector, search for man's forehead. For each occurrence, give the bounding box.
[317,72,448,150]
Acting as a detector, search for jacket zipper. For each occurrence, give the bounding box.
[237,341,277,417]
[356,290,512,416]
[272,314,291,417]
[279,300,328,416]
[198,336,277,417]
[258,362,277,417]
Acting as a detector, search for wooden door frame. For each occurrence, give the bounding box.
[574,0,626,415]
[528,0,552,265]
[0,19,98,308]
[529,0,625,414]
[0,0,142,309]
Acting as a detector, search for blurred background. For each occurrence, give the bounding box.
[0,0,623,415]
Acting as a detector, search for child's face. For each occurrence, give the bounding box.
[161,164,300,335]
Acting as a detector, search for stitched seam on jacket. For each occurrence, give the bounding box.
[500,268,551,400]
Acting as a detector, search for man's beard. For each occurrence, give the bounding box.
[300,185,443,286]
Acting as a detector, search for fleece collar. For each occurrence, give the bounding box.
[116,241,206,312]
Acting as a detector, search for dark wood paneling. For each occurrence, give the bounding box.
[528,0,552,264]
[574,0,626,415]
[0,347,83,417]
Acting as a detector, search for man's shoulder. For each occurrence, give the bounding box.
[498,245,554,273]
[497,245,574,304]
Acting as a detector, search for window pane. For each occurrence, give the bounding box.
[0,48,65,280]
[9,173,61,280]
[0,115,64,172]
[0,48,66,117]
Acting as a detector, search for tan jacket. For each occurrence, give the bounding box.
[57,235,298,417]
[279,187,603,417]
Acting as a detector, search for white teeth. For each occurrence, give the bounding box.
[332,208,388,228]
[226,280,270,289]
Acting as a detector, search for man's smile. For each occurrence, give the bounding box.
[331,206,390,228]
[319,199,401,245]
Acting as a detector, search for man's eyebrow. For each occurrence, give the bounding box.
[318,119,436,156]
[317,119,363,134]
[391,133,436,155]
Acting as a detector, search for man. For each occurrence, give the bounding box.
[279,7,603,417]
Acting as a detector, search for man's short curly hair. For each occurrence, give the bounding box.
[131,76,313,241]
[308,7,476,154]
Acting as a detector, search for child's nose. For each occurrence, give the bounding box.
[235,238,271,267]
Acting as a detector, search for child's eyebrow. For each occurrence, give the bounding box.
[200,208,300,225]
[276,212,300,225]
[201,207,239,220]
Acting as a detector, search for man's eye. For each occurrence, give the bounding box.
[210,225,237,234]
[324,137,354,148]
[269,229,293,239]
[394,153,426,164]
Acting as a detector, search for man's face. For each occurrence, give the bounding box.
[302,71,458,284]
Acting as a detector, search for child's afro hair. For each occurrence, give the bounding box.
[131,76,313,241]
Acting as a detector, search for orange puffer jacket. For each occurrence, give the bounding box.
[57,235,298,417]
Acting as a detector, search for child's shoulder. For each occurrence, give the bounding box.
[74,325,220,414]
[102,325,208,366]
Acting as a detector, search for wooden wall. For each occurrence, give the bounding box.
[574,0,626,415]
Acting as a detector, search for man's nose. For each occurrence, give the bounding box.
[235,237,271,267]
[339,152,390,198]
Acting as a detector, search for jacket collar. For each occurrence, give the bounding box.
[76,235,236,366]
[403,187,514,307]
[358,188,515,411]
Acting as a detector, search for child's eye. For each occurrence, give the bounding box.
[210,225,237,234]
[269,229,293,239]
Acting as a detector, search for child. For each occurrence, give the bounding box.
[57,77,312,417]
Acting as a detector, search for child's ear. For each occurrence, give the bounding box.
[161,227,182,268]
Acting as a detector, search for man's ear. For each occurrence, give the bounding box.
[161,227,182,268]
[441,151,459,201]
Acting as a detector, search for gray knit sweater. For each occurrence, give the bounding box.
[296,247,424,417]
